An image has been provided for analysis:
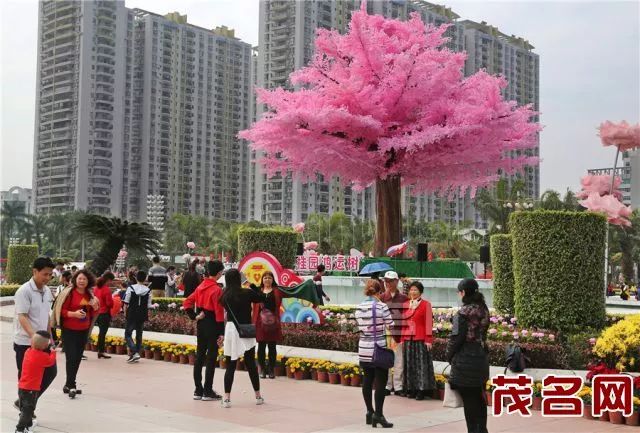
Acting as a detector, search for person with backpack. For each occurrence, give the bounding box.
[123,271,152,363]
[446,278,490,433]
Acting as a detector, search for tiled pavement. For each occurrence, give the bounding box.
[2,322,638,433]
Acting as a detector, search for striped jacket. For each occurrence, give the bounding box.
[355,298,393,364]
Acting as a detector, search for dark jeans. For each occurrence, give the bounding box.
[224,347,260,394]
[457,386,488,433]
[16,389,38,431]
[124,320,144,354]
[96,313,111,353]
[194,321,220,393]
[361,365,389,416]
[257,341,276,372]
[61,328,88,389]
[14,344,57,397]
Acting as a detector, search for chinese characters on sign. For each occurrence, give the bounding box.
[295,255,361,272]
[490,374,635,418]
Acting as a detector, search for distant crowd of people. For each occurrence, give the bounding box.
[607,282,639,301]
[12,255,488,433]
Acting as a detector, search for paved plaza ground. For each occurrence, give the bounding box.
[2,321,638,433]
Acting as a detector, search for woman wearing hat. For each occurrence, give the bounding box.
[446,278,490,433]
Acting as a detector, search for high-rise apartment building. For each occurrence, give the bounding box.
[122,10,252,222]
[253,1,539,228]
[33,0,128,216]
[33,1,252,223]
[588,149,640,208]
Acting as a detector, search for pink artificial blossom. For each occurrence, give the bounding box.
[521,329,529,337]
[488,328,498,335]
[579,193,632,227]
[589,338,597,345]
[239,3,540,197]
[598,120,640,151]
[304,241,319,250]
[510,317,517,324]
[186,241,196,249]
[549,334,555,341]
[501,321,509,327]
[501,331,509,337]
[512,332,520,340]
[576,175,623,200]
[292,223,305,233]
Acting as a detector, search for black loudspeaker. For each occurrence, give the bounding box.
[297,242,304,255]
[480,245,490,264]
[417,243,428,262]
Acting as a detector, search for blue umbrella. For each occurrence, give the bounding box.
[359,262,393,276]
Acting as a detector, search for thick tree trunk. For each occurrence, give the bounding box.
[375,176,402,257]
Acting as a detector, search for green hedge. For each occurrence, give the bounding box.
[510,211,607,332]
[0,284,21,297]
[490,234,515,315]
[238,227,297,269]
[6,245,39,284]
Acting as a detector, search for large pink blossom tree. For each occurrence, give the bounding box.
[240,4,541,255]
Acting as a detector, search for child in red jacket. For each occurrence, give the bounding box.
[16,330,56,433]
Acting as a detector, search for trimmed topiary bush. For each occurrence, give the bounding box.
[6,245,39,284]
[237,228,297,269]
[510,211,607,333]
[0,284,21,297]
[490,234,515,315]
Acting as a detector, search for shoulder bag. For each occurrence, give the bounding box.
[442,364,463,408]
[371,301,395,369]
[225,300,256,338]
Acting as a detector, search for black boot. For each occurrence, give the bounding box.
[366,411,373,425]
[259,363,267,379]
[268,365,275,379]
[371,414,393,428]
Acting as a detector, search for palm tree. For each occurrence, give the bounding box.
[22,214,51,251]
[75,214,161,275]
[1,201,27,251]
[475,178,525,233]
[48,212,74,257]
[164,214,210,253]
[539,190,564,210]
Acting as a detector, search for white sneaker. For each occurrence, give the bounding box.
[222,399,231,408]
[256,396,264,405]
[127,353,141,363]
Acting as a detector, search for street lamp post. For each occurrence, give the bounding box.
[146,194,165,235]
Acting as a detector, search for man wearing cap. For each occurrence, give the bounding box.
[379,271,408,396]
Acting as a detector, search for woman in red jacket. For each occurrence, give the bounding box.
[401,281,436,400]
[55,269,99,399]
[251,271,284,379]
[93,272,115,359]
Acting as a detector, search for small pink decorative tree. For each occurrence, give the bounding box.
[240,3,540,255]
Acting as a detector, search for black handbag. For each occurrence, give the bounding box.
[371,301,395,369]
[225,301,256,338]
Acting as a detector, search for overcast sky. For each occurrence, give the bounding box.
[1,0,639,194]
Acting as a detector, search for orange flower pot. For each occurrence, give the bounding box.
[274,365,285,376]
[144,349,153,359]
[317,371,328,382]
[583,405,595,420]
[328,373,340,384]
[115,345,127,355]
[609,411,624,424]
[294,370,306,380]
[153,351,162,361]
[310,370,318,381]
[188,354,196,365]
[171,354,179,363]
[599,411,610,422]
[340,375,351,386]
[625,411,639,426]
[351,375,362,387]
[179,354,188,364]
[531,396,542,411]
